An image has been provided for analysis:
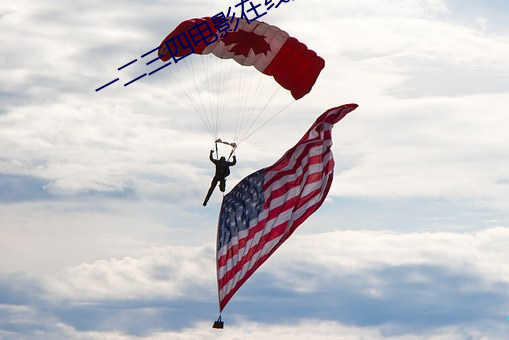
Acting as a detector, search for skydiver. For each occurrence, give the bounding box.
[203,149,236,206]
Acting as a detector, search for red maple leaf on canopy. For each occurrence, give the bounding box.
[222,30,271,57]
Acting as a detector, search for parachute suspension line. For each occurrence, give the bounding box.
[237,79,289,145]
[227,144,237,161]
[215,58,235,143]
[235,67,262,144]
[243,82,282,136]
[234,64,246,143]
[230,64,275,146]
[239,67,257,137]
[183,57,216,141]
[184,59,210,124]
[236,72,273,142]
[233,65,253,141]
[240,99,295,144]
[207,55,221,141]
[201,54,216,140]
[166,60,215,140]
[171,59,213,139]
[237,67,306,142]
[211,55,221,140]
[208,55,219,141]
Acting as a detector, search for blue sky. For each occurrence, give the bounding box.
[1,0,509,339]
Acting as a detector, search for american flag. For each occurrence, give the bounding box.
[216,104,358,311]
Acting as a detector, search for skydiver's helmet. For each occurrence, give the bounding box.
[220,157,226,162]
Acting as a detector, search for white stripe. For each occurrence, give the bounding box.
[219,233,284,298]
[264,126,333,183]
[218,223,267,280]
[263,145,328,187]
[264,151,333,195]
[217,226,251,261]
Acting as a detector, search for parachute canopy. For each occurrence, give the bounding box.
[158,17,325,100]
[156,17,325,146]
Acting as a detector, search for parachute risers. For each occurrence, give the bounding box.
[215,139,237,161]
[212,315,224,329]
[215,139,237,149]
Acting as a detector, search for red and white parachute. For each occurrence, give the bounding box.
[157,17,325,147]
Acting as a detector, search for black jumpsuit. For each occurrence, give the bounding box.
[203,151,236,206]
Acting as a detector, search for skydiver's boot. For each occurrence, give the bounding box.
[203,189,212,206]
[203,181,217,206]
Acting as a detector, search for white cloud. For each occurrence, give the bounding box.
[0,200,217,274]
[5,318,504,340]
[329,93,509,210]
[1,224,508,338]
[266,227,509,292]
[141,320,502,340]
[44,244,216,302]
[36,227,509,316]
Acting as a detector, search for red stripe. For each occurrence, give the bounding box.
[264,146,328,190]
[217,208,278,268]
[218,221,289,292]
[267,154,331,201]
[217,196,295,270]
[217,218,266,267]
[294,179,329,212]
[219,243,278,310]
[291,174,334,229]
[218,220,289,288]
[265,130,321,172]
[267,150,328,181]
[264,140,331,188]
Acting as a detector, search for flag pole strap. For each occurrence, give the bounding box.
[212,314,224,329]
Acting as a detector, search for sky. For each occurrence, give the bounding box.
[1,0,508,339]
